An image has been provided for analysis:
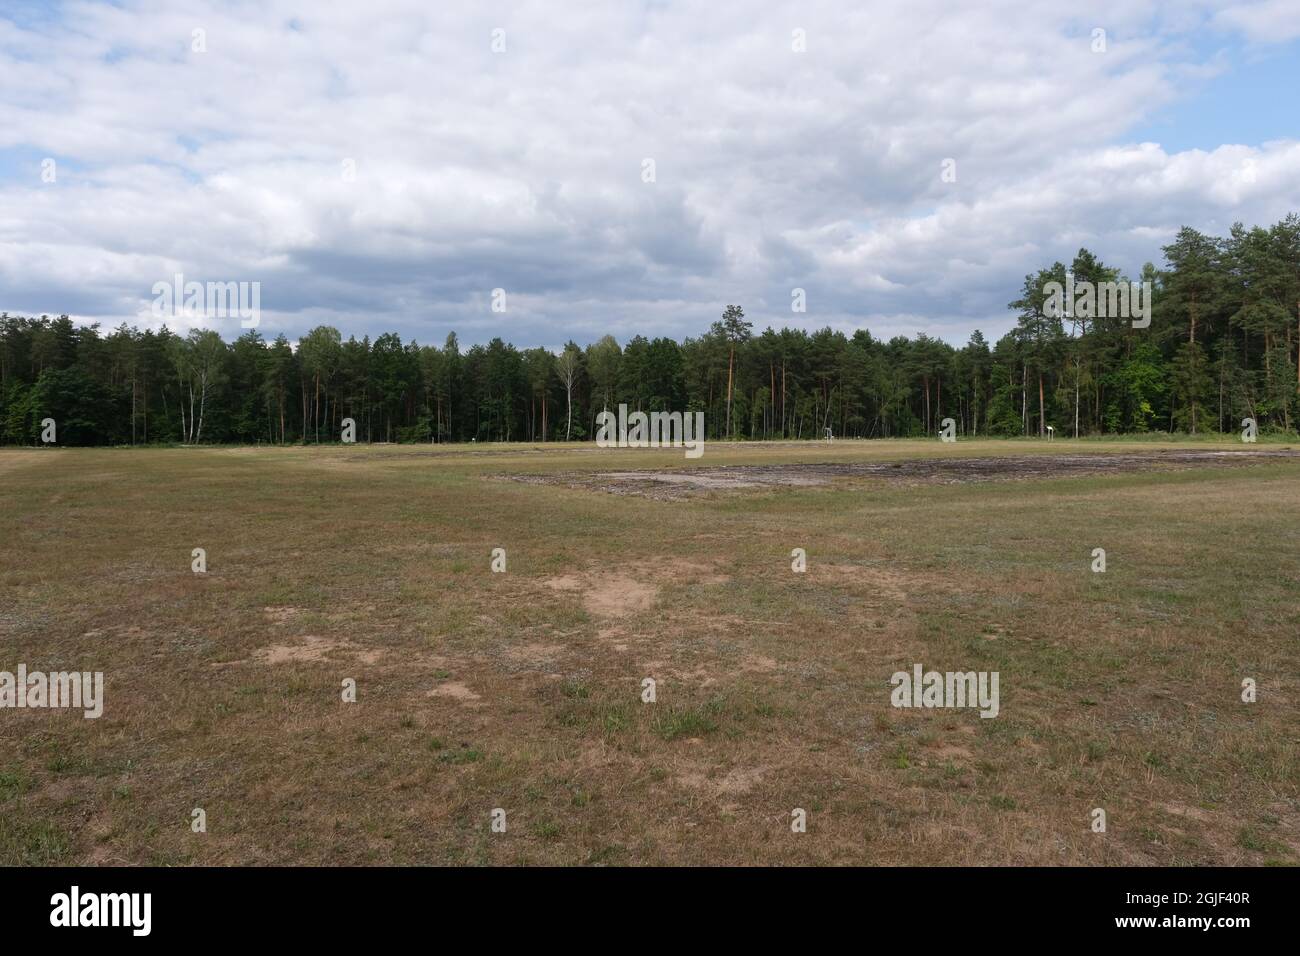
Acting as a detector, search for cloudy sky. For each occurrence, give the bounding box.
[1,0,1298,350]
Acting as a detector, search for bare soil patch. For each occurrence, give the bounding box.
[543,572,658,618]
[426,681,482,704]
[213,634,384,667]
[675,763,769,798]
[504,449,1300,499]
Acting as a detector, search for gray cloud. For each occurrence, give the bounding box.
[1,0,1298,349]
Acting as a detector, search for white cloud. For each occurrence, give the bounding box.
[0,0,1297,347]
[1214,0,1300,44]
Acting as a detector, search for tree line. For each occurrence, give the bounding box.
[2,215,1298,446]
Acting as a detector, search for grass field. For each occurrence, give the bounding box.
[1,438,1298,866]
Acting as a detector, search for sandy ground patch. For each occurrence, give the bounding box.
[426,681,482,704]
[674,763,770,798]
[543,572,658,618]
[211,634,384,666]
[538,556,729,627]
[255,635,384,665]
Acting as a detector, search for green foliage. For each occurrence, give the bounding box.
[28,367,116,445]
[2,214,1298,445]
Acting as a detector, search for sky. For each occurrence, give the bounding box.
[1,0,1298,350]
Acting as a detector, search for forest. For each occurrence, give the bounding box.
[2,216,1298,446]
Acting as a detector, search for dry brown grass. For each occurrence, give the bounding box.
[1,438,1297,865]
